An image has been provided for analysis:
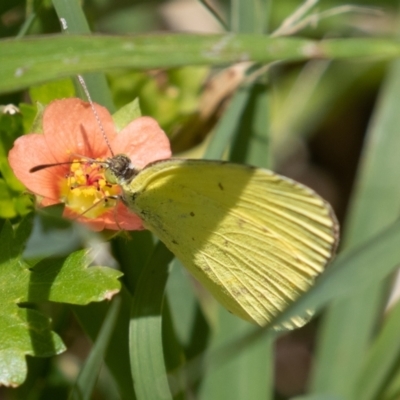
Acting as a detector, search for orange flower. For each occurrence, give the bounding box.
[8,98,171,231]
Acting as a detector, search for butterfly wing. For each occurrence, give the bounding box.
[121,159,338,328]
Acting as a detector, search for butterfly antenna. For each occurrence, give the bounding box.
[58,18,114,156]
[77,75,115,157]
[30,156,108,173]
[30,161,75,173]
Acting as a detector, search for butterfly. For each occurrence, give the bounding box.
[104,153,339,328]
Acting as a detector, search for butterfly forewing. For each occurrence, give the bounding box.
[120,159,338,328]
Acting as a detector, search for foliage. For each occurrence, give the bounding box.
[1,0,400,399]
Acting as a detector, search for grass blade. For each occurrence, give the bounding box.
[52,0,114,111]
[4,35,400,94]
[310,57,400,397]
[69,297,121,400]
[130,241,174,400]
[72,287,135,399]
[356,300,400,400]
[204,82,253,160]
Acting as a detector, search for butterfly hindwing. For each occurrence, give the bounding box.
[120,159,338,328]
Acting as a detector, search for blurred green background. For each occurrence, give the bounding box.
[2,0,400,399]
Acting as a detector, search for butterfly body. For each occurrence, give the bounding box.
[106,155,339,328]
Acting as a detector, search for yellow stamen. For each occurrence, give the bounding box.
[59,158,120,219]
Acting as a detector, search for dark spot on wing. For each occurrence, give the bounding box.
[237,218,246,228]
[172,240,178,245]
[232,288,244,297]
[218,182,224,190]
[190,211,195,217]
[130,192,138,202]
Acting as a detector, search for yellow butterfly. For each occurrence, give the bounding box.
[105,154,339,329]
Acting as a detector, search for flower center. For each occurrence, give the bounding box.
[59,159,121,218]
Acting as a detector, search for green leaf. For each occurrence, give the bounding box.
[112,98,142,133]
[29,250,122,304]
[0,311,65,387]
[29,78,75,104]
[23,207,83,259]
[0,110,26,193]
[0,216,64,387]
[0,214,122,387]
[0,179,26,218]
[19,103,40,134]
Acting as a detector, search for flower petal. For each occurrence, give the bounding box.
[8,133,65,202]
[103,202,145,230]
[63,202,144,231]
[111,117,171,169]
[43,98,116,161]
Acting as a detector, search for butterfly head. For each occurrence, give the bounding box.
[104,154,139,185]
